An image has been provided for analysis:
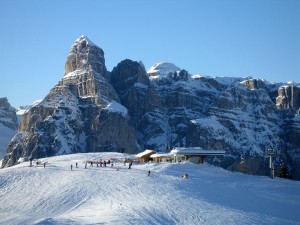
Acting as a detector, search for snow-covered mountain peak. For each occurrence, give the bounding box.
[72,35,96,48]
[147,62,181,79]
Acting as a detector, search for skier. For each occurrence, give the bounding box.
[43,162,46,168]
[182,173,189,179]
[128,161,132,169]
[85,162,87,169]
[148,170,151,176]
[76,162,78,168]
[104,160,107,167]
[71,164,73,171]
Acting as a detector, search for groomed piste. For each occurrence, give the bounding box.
[0,152,299,225]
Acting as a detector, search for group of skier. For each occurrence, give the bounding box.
[69,159,152,176]
[33,158,190,178]
[70,159,130,171]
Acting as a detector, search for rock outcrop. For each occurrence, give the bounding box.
[0,98,18,130]
[0,97,18,159]
[2,36,300,179]
[276,85,300,110]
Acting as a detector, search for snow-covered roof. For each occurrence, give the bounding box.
[171,147,225,156]
[150,153,173,158]
[135,149,156,158]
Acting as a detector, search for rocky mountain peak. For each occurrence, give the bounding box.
[74,35,96,47]
[0,97,18,130]
[0,97,10,109]
[0,97,18,159]
[64,35,107,76]
[110,59,150,96]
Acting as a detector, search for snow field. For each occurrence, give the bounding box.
[0,152,299,225]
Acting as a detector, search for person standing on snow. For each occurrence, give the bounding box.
[76,162,78,168]
[148,170,151,176]
[71,164,73,171]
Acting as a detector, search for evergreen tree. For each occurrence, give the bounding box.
[277,163,290,179]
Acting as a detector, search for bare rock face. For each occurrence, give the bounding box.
[88,102,136,152]
[276,85,300,110]
[0,97,18,159]
[0,97,18,130]
[65,35,107,78]
[241,79,266,90]
[110,59,166,150]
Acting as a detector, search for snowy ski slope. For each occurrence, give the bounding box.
[0,152,299,225]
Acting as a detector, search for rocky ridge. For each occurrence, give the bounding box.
[2,36,300,179]
[0,97,18,159]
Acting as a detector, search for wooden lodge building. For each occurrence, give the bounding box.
[135,149,156,163]
[170,147,225,164]
[135,147,225,164]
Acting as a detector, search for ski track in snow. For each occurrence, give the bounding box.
[0,153,299,225]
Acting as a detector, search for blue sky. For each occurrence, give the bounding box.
[0,0,299,108]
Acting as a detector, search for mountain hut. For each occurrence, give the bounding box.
[135,149,156,163]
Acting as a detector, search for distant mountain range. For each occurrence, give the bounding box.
[1,35,300,179]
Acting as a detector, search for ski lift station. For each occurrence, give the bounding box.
[170,147,226,164]
[135,147,225,164]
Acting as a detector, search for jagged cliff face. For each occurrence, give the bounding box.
[276,85,300,110]
[2,36,137,167]
[0,98,18,159]
[2,37,300,179]
[276,85,300,179]
[0,98,18,131]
